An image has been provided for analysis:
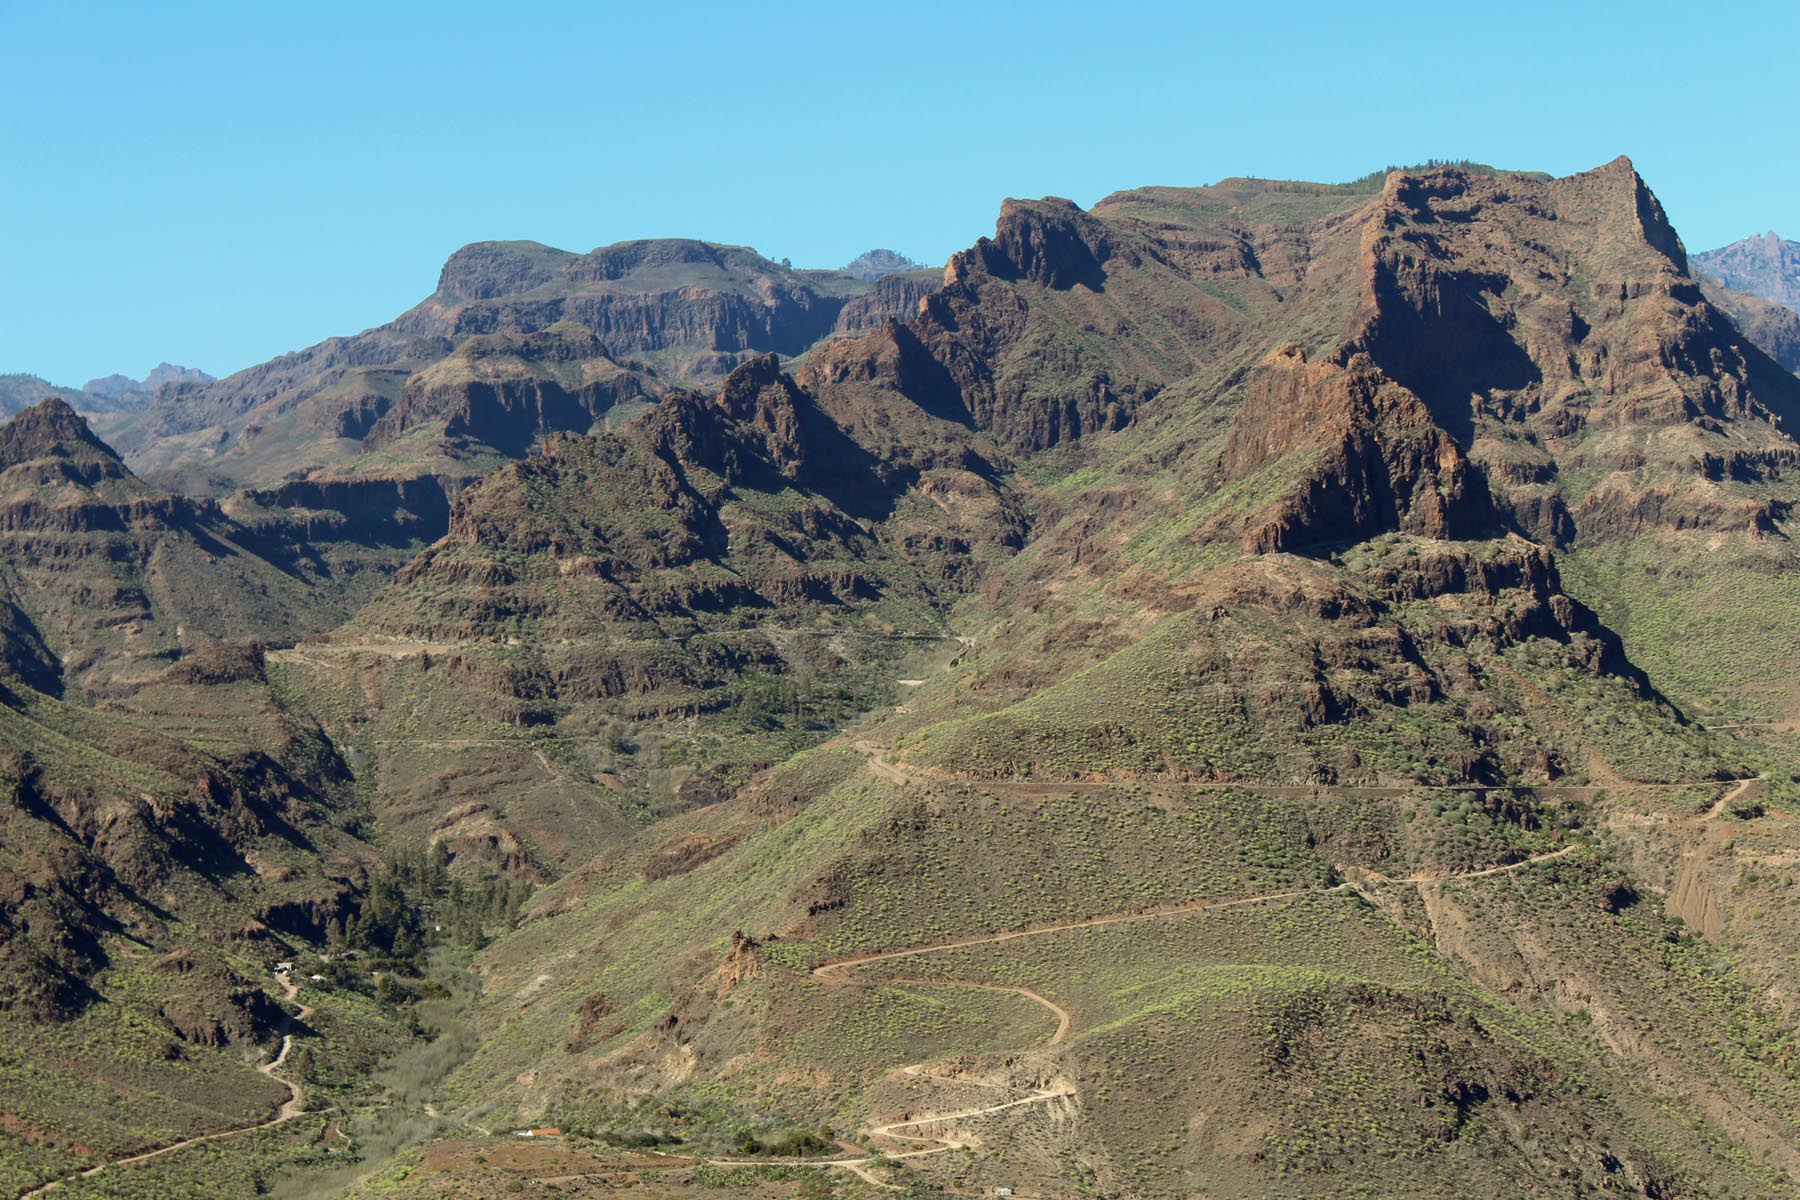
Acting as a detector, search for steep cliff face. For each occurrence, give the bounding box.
[809,198,1261,455]
[0,401,348,695]
[964,196,1124,290]
[364,328,655,457]
[1225,346,1496,553]
[911,198,1147,451]
[231,474,456,549]
[1339,161,1800,545]
[425,240,857,364]
[831,269,941,336]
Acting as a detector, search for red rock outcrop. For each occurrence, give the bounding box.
[1226,346,1496,553]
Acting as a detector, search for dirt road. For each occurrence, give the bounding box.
[20,972,314,1198]
[1702,775,1764,822]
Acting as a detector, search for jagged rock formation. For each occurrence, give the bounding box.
[1224,346,1496,552]
[292,354,1017,863]
[830,269,942,337]
[17,159,1800,1200]
[1694,230,1800,311]
[362,327,654,457]
[93,241,941,603]
[1324,159,1800,548]
[0,400,349,695]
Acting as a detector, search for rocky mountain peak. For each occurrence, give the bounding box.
[143,362,214,390]
[950,196,1123,290]
[0,398,114,468]
[1694,230,1800,312]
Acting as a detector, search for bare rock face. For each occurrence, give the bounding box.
[704,353,813,478]
[832,271,941,337]
[0,401,350,696]
[364,328,653,457]
[1700,276,1800,372]
[116,238,890,492]
[232,474,454,548]
[434,241,576,302]
[379,356,920,647]
[1338,160,1800,543]
[958,197,1123,291]
[1226,346,1496,553]
[0,398,111,466]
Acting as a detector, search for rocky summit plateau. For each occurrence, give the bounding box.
[8,157,1800,1200]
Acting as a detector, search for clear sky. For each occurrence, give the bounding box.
[2,0,1795,386]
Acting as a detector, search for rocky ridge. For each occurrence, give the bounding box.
[11,160,1800,1199]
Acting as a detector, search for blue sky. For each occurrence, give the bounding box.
[2,0,1795,385]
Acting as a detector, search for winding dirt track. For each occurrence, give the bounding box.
[24,745,1749,1194]
[19,974,313,1199]
[1702,775,1764,822]
[707,740,1685,1187]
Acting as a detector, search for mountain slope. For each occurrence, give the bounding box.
[0,400,365,696]
[82,362,214,406]
[1694,231,1800,312]
[264,353,1019,878]
[358,161,1800,1199]
[0,627,399,1195]
[13,161,1800,1200]
[1699,276,1800,372]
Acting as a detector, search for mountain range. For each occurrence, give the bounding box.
[0,363,214,421]
[1696,231,1800,311]
[5,160,1800,1199]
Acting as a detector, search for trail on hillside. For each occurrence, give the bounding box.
[1702,775,1763,822]
[852,739,1759,800]
[702,745,1598,1187]
[20,973,314,1198]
